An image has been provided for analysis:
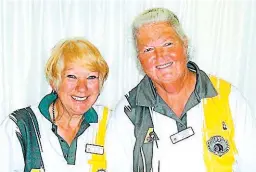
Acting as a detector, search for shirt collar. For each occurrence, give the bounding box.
[128,61,217,108]
[187,61,217,99]
[38,92,98,123]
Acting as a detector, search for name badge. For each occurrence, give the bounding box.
[85,144,104,155]
[31,169,44,172]
[170,127,194,144]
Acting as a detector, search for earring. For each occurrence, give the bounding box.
[52,90,57,95]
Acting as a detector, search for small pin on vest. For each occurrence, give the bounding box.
[144,128,159,143]
[222,121,227,130]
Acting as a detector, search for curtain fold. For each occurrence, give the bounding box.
[0,0,255,122]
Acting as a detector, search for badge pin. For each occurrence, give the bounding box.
[85,144,104,155]
[207,135,229,157]
[222,121,227,130]
[144,128,159,144]
[170,127,195,144]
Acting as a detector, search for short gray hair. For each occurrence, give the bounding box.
[132,8,190,74]
[132,8,187,46]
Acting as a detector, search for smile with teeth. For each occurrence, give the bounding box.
[72,96,88,101]
[156,62,173,69]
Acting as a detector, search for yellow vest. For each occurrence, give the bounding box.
[203,76,238,172]
[88,107,109,172]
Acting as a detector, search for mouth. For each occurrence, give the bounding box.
[156,62,173,69]
[71,96,88,101]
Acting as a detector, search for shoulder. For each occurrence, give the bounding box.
[0,114,20,134]
[229,85,248,105]
[93,104,111,113]
[112,96,131,120]
[208,74,232,87]
[206,75,252,122]
[0,111,25,171]
[106,96,135,136]
[227,84,250,117]
[208,75,249,113]
[115,96,130,111]
[107,96,134,128]
[9,106,43,125]
[0,107,34,137]
[92,105,112,115]
[225,85,256,140]
[228,87,256,170]
[11,106,37,118]
[92,104,112,122]
[229,85,252,121]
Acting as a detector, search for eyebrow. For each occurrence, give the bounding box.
[64,68,74,71]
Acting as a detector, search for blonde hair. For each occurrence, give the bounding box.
[45,38,109,89]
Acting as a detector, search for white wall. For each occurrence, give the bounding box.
[0,0,255,122]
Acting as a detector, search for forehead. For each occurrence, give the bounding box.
[62,60,95,73]
[136,21,180,41]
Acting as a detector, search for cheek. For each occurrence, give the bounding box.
[168,47,187,61]
[58,80,76,92]
[139,56,155,71]
[88,82,100,94]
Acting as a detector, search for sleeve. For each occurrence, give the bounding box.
[229,86,256,171]
[0,117,25,171]
[105,96,135,172]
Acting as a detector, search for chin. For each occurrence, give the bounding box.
[155,73,173,81]
[71,102,91,112]
[73,108,90,115]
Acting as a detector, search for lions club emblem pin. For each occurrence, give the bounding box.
[207,135,229,157]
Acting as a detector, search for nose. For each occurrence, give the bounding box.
[76,78,88,92]
[155,47,165,62]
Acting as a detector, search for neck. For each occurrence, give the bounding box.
[53,99,83,128]
[153,69,196,117]
[154,69,194,96]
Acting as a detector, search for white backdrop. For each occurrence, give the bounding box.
[0,0,256,123]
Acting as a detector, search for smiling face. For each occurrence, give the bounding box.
[56,61,100,116]
[136,22,188,86]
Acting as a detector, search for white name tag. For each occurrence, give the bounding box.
[85,144,104,155]
[170,127,194,144]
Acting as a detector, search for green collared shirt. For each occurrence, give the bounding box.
[38,92,98,164]
[128,61,217,131]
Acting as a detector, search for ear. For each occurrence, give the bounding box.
[182,38,189,54]
[50,82,57,92]
[183,37,188,48]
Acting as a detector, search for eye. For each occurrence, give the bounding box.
[87,75,98,80]
[143,47,154,53]
[67,75,77,79]
[163,42,173,47]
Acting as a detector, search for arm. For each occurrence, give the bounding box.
[0,117,25,171]
[105,97,135,172]
[230,87,256,171]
